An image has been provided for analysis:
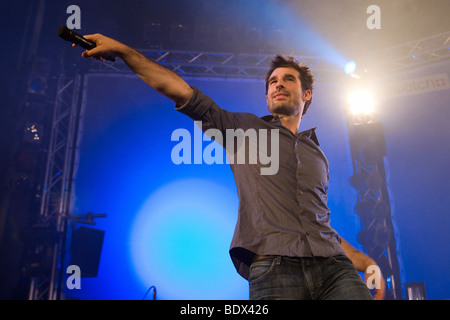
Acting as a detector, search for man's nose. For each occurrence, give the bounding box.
[276,82,285,89]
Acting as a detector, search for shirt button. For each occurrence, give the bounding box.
[305,232,310,236]
[298,190,304,195]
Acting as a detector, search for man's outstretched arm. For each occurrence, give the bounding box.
[76,33,193,106]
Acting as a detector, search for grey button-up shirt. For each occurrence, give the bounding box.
[176,87,345,279]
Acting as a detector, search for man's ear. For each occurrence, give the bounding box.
[303,89,312,101]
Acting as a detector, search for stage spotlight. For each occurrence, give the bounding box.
[23,122,43,144]
[357,228,375,247]
[27,57,50,96]
[170,24,189,44]
[348,171,369,190]
[354,198,376,220]
[374,223,391,247]
[143,22,162,47]
[344,61,357,74]
[347,90,375,115]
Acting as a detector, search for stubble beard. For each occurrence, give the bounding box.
[269,101,302,118]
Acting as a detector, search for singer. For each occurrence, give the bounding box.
[72,33,385,300]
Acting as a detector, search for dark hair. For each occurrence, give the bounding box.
[265,55,314,115]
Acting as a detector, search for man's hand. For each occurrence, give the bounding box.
[72,33,127,62]
[364,265,386,300]
[341,237,386,300]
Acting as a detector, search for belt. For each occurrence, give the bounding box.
[252,254,316,264]
[252,254,281,263]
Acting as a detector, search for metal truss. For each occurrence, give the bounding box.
[86,50,346,82]
[28,72,82,300]
[347,118,403,300]
[366,30,450,76]
[86,31,450,81]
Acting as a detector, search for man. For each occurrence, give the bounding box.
[73,34,384,299]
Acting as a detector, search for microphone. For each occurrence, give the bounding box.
[57,25,116,62]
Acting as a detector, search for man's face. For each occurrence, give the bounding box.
[266,67,311,117]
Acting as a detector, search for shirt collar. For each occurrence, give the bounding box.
[261,115,320,146]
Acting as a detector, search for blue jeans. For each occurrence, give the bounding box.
[249,255,373,300]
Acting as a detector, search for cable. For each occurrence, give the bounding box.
[142,285,157,300]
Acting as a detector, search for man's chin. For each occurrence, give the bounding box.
[270,105,298,117]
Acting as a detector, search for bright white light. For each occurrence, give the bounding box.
[344,61,357,74]
[347,90,375,115]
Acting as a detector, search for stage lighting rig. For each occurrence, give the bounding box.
[347,89,375,116]
[346,95,403,299]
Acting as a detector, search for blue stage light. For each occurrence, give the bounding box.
[130,178,248,300]
[344,61,357,74]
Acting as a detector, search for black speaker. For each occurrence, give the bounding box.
[69,226,105,277]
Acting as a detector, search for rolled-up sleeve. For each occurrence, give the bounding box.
[175,86,250,134]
